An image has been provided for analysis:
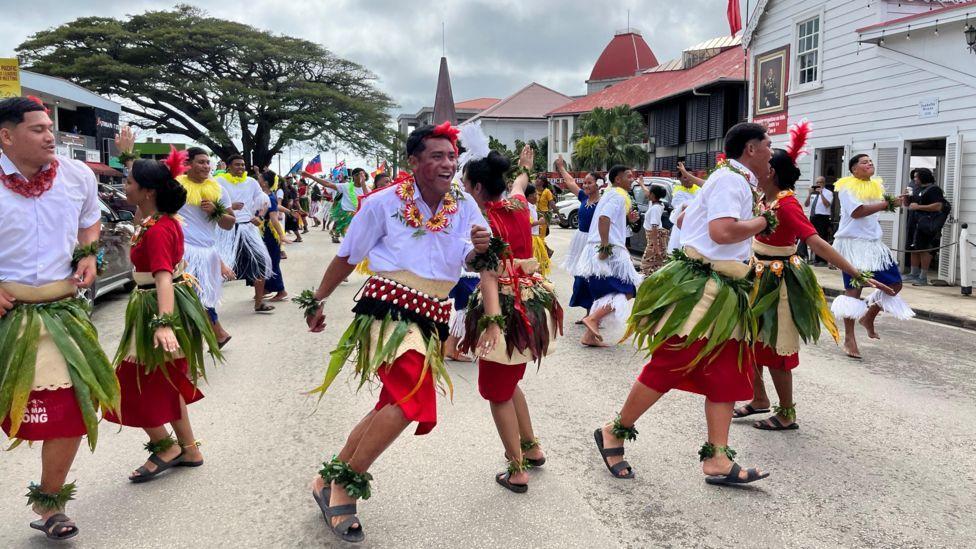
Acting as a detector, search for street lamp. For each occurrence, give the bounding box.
[965,23,976,53]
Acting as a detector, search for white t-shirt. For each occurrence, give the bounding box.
[528,203,540,236]
[179,185,234,248]
[811,187,833,216]
[337,185,488,282]
[643,202,664,230]
[679,159,758,262]
[834,189,883,240]
[217,175,268,223]
[0,154,101,285]
[586,188,629,247]
[334,183,366,212]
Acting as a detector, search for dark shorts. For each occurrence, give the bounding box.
[569,276,594,311]
[449,277,480,311]
[843,262,901,290]
[907,230,941,252]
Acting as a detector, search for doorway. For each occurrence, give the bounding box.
[903,138,947,278]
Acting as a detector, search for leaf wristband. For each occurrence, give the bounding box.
[292,289,324,318]
[469,236,509,272]
[208,200,230,222]
[72,241,104,274]
[882,194,900,213]
[117,151,138,164]
[759,209,779,237]
[477,314,506,332]
[149,312,179,330]
[850,270,875,288]
[596,243,615,256]
[513,166,533,180]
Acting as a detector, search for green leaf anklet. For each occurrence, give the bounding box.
[698,442,737,462]
[774,405,797,422]
[26,482,77,512]
[319,456,373,500]
[520,438,540,452]
[143,436,176,455]
[507,457,531,474]
[611,415,638,441]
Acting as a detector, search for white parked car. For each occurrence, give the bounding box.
[554,177,677,231]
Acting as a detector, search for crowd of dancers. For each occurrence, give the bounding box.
[0,93,915,543]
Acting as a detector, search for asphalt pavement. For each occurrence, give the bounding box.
[2,226,974,548]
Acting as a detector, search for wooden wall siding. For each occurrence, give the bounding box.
[752,0,976,283]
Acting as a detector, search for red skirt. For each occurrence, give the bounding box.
[478,360,527,403]
[2,387,87,440]
[373,350,437,435]
[754,343,799,371]
[637,336,755,403]
[103,358,203,428]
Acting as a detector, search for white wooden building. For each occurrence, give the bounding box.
[744,0,976,285]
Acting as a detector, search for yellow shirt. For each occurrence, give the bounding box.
[536,187,555,212]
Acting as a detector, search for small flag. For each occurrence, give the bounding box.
[727,0,742,36]
[331,160,347,180]
[287,158,304,175]
[305,154,323,175]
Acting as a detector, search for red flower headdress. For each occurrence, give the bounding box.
[785,120,812,164]
[163,145,188,178]
[430,121,461,154]
[26,95,51,115]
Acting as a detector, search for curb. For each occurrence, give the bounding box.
[820,287,976,331]
[631,256,976,331]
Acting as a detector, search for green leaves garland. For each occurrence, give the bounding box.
[148,312,179,331]
[520,438,540,452]
[292,289,323,318]
[882,194,901,213]
[208,200,230,222]
[507,457,531,474]
[468,236,509,273]
[596,243,615,256]
[143,436,176,455]
[850,270,875,289]
[774,404,797,421]
[698,442,736,462]
[26,481,77,512]
[611,415,638,441]
[476,314,506,332]
[759,209,779,237]
[319,456,374,500]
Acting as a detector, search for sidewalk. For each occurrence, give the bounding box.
[809,265,976,330]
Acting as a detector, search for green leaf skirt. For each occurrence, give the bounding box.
[0,298,119,450]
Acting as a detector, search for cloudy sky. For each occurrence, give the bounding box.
[1,0,748,164]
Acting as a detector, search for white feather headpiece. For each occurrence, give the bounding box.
[457,121,491,171]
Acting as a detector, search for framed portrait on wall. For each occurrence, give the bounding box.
[754,46,789,116]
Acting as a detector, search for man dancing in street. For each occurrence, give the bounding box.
[300,123,490,543]
[215,154,276,313]
[0,96,120,541]
[177,147,236,346]
[593,123,773,486]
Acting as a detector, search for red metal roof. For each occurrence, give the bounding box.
[85,161,123,177]
[455,98,500,110]
[588,32,659,82]
[857,1,976,33]
[551,47,745,116]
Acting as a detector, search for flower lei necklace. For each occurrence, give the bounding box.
[393,175,461,236]
[131,214,162,247]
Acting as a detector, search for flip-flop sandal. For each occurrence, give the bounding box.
[705,463,770,486]
[593,429,634,479]
[316,493,365,543]
[527,456,546,468]
[732,404,770,418]
[495,472,528,494]
[175,450,204,467]
[30,513,78,541]
[129,451,184,483]
[217,336,232,349]
[753,416,799,431]
[254,303,275,313]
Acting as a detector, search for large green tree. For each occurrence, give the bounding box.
[572,105,647,170]
[16,4,395,167]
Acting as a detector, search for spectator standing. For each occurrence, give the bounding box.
[639,185,669,274]
[804,176,834,265]
[903,167,948,286]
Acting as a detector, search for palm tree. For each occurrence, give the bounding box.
[572,135,607,171]
[573,105,647,169]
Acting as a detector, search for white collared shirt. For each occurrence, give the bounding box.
[811,187,833,216]
[679,159,758,262]
[337,184,488,282]
[0,154,101,286]
[178,184,234,248]
[586,187,629,247]
[217,175,268,223]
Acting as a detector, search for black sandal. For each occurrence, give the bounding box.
[705,463,770,486]
[593,429,634,479]
[130,451,184,483]
[495,472,528,494]
[318,497,365,543]
[753,416,799,431]
[254,303,275,313]
[29,513,78,541]
[520,439,546,468]
[732,404,770,418]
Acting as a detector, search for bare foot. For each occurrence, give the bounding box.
[600,424,630,476]
[269,291,289,302]
[859,317,880,340]
[702,454,765,480]
[581,316,603,341]
[843,338,862,359]
[446,352,473,362]
[581,332,609,347]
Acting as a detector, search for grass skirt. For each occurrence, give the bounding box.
[561,230,589,273]
[331,207,353,237]
[218,223,274,282]
[0,298,119,449]
[183,244,223,309]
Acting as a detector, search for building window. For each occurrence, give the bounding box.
[795,15,821,87]
[560,119,569,153]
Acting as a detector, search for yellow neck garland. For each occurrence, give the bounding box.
[177,175,223,206]
[612,186,632,211]
[675,184,701,196]
[217,172,248,185]
[835,176,885,203]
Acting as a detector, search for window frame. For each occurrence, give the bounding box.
[790,7,825,93]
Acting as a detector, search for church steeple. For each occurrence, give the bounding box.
[432,56,458,126]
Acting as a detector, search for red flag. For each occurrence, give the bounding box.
[727,0,742,36]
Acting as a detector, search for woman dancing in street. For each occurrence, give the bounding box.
[104,149,223,482]
[459,143,563,493]
[554,156,601,320]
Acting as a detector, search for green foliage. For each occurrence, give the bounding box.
[698,442,737,462]
[26,482,77,512]
[292,289,322,318]
[611,415,639,441]
[572,105,647,170]
[144,436,176,455]
[16,5,395,167]
[320,457,374,500]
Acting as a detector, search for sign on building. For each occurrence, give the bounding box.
[918,97,939,119]
[0,58,21,99]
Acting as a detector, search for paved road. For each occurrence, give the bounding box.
[2,227,975,548]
